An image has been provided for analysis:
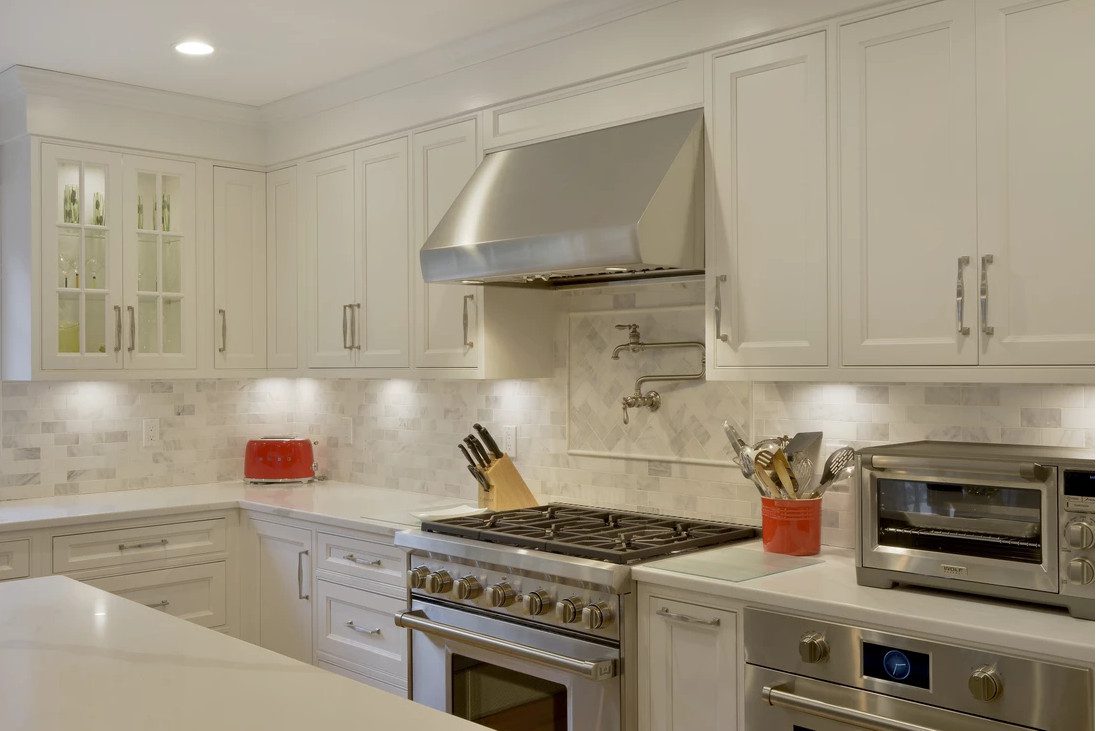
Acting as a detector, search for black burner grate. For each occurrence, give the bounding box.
[420,504,758,564]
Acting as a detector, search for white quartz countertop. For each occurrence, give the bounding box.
[0,576,481,731]
[0,481,472,534]
[633,543,1096,667]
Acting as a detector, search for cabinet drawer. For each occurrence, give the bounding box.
[315,579,406,679]
[87,562,227,628]
[0,539,30,582]
[53,518,227,573]
[316,532,406,586]
[316,658,407,696]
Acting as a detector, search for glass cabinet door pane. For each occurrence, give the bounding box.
[85,294,107,354]
[161,175,180,232]
[84,231,108,290]
[162,237,181,293]
[137,296,158,353]
[162,298,181,354]
[58,229,80,288]
[57,161,80,224]
[137,172,156,230]
[137,233,158,292]
[58,293,80,353]
[84,164,107,226]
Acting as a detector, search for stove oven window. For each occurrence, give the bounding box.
[451,655,567,731]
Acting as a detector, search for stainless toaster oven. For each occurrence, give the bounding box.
[857,441,1094,619]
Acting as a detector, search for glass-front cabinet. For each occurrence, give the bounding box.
[40,144,195,371]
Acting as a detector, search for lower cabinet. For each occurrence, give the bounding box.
[86,562,227,628]
[640,593,740,731]
[240,517,313,663]
[314,576,408,692]
[0,539,30,582]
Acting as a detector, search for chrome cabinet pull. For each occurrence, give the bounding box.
[955,256,970,335]
[342,305,350,349]
[145,600,170,609]
[462,294,474,348]
[345,621,381,636]
[218,308,227,353]
[343,553,382,567]
[763,683,946,731]
[127,305,135,352]
[714,274,729,343]
[113,305,122,353]
[352,303,362,349]
[297,549,310,600]
[980,254,994,336]
[656,606,720,627]
[118,538,168,551]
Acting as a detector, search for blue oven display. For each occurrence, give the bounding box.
[863,642,930,689]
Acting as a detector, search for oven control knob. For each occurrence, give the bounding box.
[581,601,614,630]
[556,597,586,624]
[424,570,453,594]
[455,576,483,600]
[968,666,1003,702]
[407,566,431,590]
[486,582,516,608]
[1065,521,1095,550]
[522,590,553,616]
[798,632,830,664]
[1067,558,1095,585]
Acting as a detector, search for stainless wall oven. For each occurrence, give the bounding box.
[857,441,1094,618]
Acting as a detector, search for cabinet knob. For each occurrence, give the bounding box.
[424,570,452,594]
[799,632,829,664]
[454,576,482,600]
[968,666,1003,702]
[555,597,585,624]
[522,590,553,616]
[1067,558,1095,586]
[486,582,516,608]
[407,566,430,589]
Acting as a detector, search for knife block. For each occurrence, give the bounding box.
[479,455,538,511]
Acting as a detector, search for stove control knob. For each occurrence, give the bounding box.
[798,632,830,664]
[486,582,516,608]
[555,597,586,624]
[522,590,553,616]
[424,570,453,594]
[968,666,1003,702]
[455,576,483,600]
[1067,558,1095,586]
[407,566,430,590]
[581,601,614,630]
[1065,521,1095,550]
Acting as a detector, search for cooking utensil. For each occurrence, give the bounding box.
[771,450,799,499]
[819,447,855,487]
[722,419,749,457]
[753,452,785,499]
[463,436,489,468]
[473,423,504,460]
[785,431,822,488]
[791,456,814,493]
[808,463,854,499]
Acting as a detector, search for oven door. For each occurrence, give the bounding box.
[399,599,621,731]
[860,456,1058,592]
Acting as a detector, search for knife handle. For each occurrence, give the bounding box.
[458,444,476,469]
[463,436,489,468]
[473,423,504,459]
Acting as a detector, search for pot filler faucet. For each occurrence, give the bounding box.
[610,324,705,424]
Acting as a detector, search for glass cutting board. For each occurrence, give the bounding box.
[642,545,821,583]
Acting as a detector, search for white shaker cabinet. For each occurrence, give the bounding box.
[707,32,828,371]
[266,166,299,369]
[240,518,313,664]
[213,167,267,370]
[839,0,978,366]
[975,0,1095,366]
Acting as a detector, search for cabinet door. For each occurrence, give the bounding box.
[411,119,481,369]
[213,167,266,369]
[41,144,125,370]
[976,0,1094,365]
[244,519,312,663]
[645,598,738,731]
[302,152,357,368]
[709,32,828,368]
[267,166,299,369]
[355,137,410,367]
[839,1,977,365]
[122,155,197,369]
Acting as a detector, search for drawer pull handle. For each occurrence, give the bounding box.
[118,539,168,551]
[656,606,720,627]
[345,621,381,636]
[298,550,310,600]
[145,600,170,609]
[343,553,382,567]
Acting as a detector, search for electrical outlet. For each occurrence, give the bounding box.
[342,416,353,446]
[142,418,160,447]
[502,425,517,457]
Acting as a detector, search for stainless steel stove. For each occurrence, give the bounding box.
[395,504,757,731]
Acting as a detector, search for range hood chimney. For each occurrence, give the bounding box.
[419,109,704,288]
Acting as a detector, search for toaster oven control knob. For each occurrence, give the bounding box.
[407,566,430,590]
[1067,558,1095,585]
[454,576,483,600]
[798,632,830,664]
[581,601,614,630]
[522,590,553,616]
[424,570,453,594]
[556,597,585,623]
[486,582,516,608]
[1065,521,1095,550]
[968,666,1003,702]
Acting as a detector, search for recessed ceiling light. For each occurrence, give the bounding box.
[174,40,214,56]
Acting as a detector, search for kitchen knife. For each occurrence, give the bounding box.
[464,436,490,468]
[467,464,491,492]
[473,423,504,459]
[458,443,477,469]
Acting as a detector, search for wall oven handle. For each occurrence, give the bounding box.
[394,609,617,681]
[868,455,1046,481]
[763,683,940,731]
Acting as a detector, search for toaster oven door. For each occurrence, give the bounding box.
[861,459,1058,592]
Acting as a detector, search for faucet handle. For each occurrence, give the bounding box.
[615,323,638,332]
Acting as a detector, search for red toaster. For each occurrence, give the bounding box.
[244,437,316,483]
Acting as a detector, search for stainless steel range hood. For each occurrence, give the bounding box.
[419,109,704,288]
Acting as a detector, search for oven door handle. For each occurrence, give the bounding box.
[868,455,1047,481]
[394,609,618,681]
[763,683,944,731]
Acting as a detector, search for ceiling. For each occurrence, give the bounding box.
[0,0,619,106]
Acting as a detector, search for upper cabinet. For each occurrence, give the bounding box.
[213,167,267,370]
[975,0,1094,366]
[266,166,299,370]
[707,32,828,372]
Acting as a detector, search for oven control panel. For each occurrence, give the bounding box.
[1060,469,1095,599]
[406,556,620,641]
